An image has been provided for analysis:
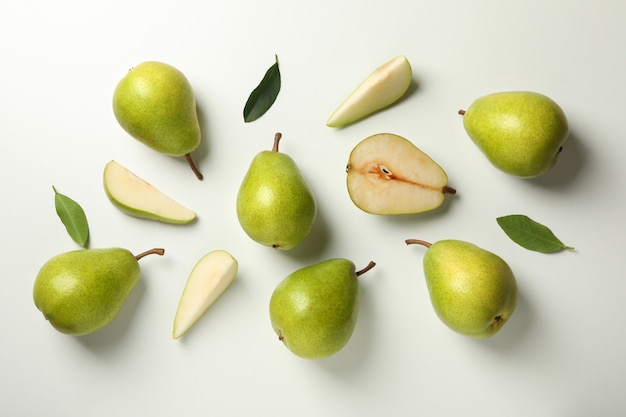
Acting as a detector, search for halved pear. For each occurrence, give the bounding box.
[172,250,238,339]
[346,133,456,214]
[103,160,196,224]
[326,55,412,128]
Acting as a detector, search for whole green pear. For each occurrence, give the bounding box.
[236,132,317,250]
[33,247,164,336]
[406,239,517,338]
[459,91,569,178]
[112,61,203,179]
[269,259,375,359]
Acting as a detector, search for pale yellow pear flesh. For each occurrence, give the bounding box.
[173,250,238,339]
[407,239,517,338]
[103,160,196,224]
[327,55,412,127]
[347,133,455,215]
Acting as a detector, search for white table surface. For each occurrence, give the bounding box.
[2,1,625,416]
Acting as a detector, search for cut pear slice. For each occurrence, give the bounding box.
[173,250,238,339]
[346,133,456,215]
[326,55,412,128]
[103,160,196,224]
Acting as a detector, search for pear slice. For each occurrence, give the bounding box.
[346,133,456,214]
[103,160,196,224]
[172,250,238,339]
[326,55,412,127]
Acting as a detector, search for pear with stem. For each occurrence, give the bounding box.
[113,61,203,180]
[406,239,517,338]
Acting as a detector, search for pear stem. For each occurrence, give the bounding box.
[443,186,457,195]
[134,248,165,261]
[272,132,282,152]
[184,153,203,180]
[356,261,376,277]
[405,239,432,248]
[458,109,466,115]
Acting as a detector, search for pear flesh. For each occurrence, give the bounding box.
[33,248,164,336]
[112,61,203,179]
[347,133,456,215]
[236,133,317,250]
[407,239,517,338]
[327,55,412,127]
[103,160,196,224]
[269,259,375,359]
[460,91,569,178]
[173,250,238,339]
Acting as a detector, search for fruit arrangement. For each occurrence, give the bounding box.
[33,55,574,360]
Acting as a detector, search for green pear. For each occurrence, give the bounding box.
[112,61,203,180]
[327,55,412,127]
[236,132,317,250]
[459,91,569,178]
[103,160,196,224]
[33,247,164,336]
[346,133,456,214]
[406,239,517,338]
[269,259,375,359]
[173,250,238,339]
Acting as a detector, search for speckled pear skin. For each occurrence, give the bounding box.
[423,240,517,338]
[269,259,360,359]
[462,91,569,178]
[236,135,317,250]
[33,248,140,336]
[112,61,200,156]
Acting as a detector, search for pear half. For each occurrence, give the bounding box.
[103,160,196,224]
[326,55,412,127]
[346,133,456,215]
[173,250,238,339]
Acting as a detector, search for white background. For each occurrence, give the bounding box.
[2,1,625,416]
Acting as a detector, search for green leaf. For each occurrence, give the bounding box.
[243,54,281,122]
[496,214,574,253]
[53,186,89,247]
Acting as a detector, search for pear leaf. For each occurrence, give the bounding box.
[496,214,574,253]
[243,55,281,122]
[53,186,89,247]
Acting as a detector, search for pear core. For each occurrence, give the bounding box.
[347,133,456,215]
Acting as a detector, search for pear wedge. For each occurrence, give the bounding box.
[173,250,238,339]
[103,160,196,224]
[346,133,456,215]
[326,55,412,127]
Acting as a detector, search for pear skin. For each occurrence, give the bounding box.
[269,259,375,359]
[112,61,203,179]
[406,239,517,338]
[33,248,164,336]
[236,133,317,250]
[459,91,569,178]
